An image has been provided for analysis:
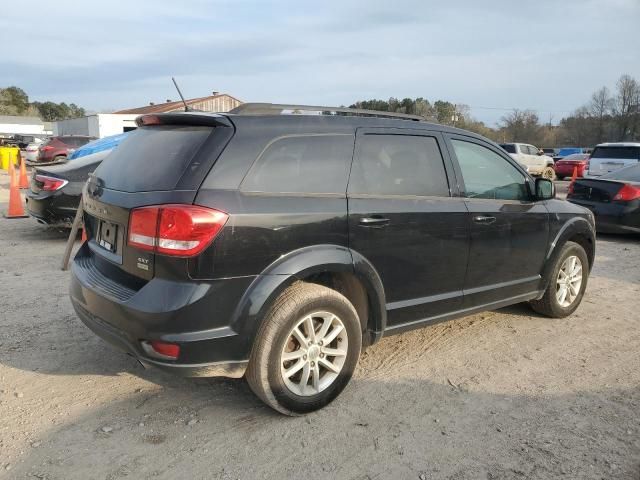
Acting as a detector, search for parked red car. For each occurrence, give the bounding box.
[35,136,96,164]
[554,153,590,180]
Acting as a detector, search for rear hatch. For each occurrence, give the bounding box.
[588,146,640,176]
[81,113,234,284]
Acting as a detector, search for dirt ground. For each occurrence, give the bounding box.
[1,170,639,479]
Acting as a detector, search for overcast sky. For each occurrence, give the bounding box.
[1,0,638,126]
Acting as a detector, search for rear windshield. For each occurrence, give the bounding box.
[499,144,516,154]
[591,146,640,160]
[94,126,212,192]
[601,163,640,181]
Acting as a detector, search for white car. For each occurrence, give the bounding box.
[587,142,640,177]
[499,143,556,179]
[23,139,46,163]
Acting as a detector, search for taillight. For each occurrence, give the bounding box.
[41,145,54,152]
[35,174,68,191]
[128,204,228,257]
[613,184,640,202]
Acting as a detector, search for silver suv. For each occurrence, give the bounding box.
[587,142,640,177]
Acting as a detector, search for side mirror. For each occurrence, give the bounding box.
[535,178,555,200]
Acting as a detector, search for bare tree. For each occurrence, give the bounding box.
[613,74,640,140]
[589,86,614,143]
[499,109,541,144]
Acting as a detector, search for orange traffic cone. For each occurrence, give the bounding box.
[18,158,29,189]
[570,165,578,183]
[4,159,28,218]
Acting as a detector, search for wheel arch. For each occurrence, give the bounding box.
[229,245,387,353]
[540,217,595,292]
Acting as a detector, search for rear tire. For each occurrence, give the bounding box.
[529,241,589,318]
[246,282,362,415]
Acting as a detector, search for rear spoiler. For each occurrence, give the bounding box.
[136,113,232,128]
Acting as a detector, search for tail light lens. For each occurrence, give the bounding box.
[41,145,54,152]
[35,174,68,191]
[141,340,180,360]
[128,204,228,257]
[613,184,640,202]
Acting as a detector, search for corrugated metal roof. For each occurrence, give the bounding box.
[114,94,242,114]
[0,115,44,125]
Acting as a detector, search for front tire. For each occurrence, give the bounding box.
[541,166,556,181]
[246,282,362,415]
[529,241,589,318]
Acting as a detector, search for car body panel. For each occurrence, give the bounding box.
[69,111,596,378]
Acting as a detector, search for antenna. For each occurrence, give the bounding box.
[171,77,190,111]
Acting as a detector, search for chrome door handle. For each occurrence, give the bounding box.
[473,215,496,224]
[359,217,390,227]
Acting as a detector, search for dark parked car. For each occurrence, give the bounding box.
[567,162,640,234]
[26,134,128,226]
[35,135,95,164]
[70,104,596,415]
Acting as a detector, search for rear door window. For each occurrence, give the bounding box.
[94,126,213,192]
[240,134,354,194]
[348,134,449,197]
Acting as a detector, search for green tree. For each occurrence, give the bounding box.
[0,86,30,115]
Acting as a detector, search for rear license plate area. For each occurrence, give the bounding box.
[98,220,118,253]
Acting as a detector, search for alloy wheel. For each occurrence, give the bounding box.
[280,311,349,396]
[556,255,583,307]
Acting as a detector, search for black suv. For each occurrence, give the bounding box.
[70,104,596,415]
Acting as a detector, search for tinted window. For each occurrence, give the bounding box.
[591,146,640,160]
[94,126,212,192]
[241,135,353,194]
[452,139,528,201]
[602,163,640,181]
[349,134,449,197]
[499,144,516,154]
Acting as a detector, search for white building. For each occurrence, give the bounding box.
[0,115,47,136]
[54,114,140,138]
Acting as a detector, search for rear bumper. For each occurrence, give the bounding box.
[25,189,78,226]
[69,244,255,377]
[567,198,640,234]
[555,165,585,177]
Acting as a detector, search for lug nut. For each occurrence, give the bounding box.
[318,341,323,346]
[303,354,307,360]
[320,353,324,358]
[310,361,315,367]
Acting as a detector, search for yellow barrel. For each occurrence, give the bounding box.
[0,147,21,170]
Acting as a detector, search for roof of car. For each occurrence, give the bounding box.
[138,109,491,145]
[595,142,640,147]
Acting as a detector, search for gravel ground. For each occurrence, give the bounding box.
[0,170,639,479]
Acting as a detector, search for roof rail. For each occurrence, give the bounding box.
[229,103,423,121]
